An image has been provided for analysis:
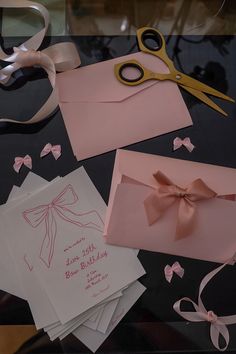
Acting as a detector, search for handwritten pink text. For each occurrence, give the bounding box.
[64,237,85,253]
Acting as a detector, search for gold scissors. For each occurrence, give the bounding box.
[114,27,234,117]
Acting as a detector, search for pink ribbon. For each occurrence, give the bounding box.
[144,171,217,239]
[173,137,195,152]
[13,155,32,173]
[23,185,104,268]
[0,0,81,124]
[164,261,184,283]
[40,143,61,160]
[218,194,236,201]
[174,254,236,351]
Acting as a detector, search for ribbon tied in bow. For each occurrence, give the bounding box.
[174,254,236,351]
[164,261,184,283]
[23,185,104,268]
[13,155,32,173]
[144,171,217,239]
[0,0,81,124]
[173,137,195,152]
[40,143,61,160]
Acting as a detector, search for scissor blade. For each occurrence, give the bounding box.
[179,73,235,103]
[180,85,228,117]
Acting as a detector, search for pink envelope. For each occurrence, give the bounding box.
[57,52,192,161]
[104,149,236,263]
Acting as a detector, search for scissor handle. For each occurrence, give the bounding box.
[137,27,175,71]
[114,59,158,86]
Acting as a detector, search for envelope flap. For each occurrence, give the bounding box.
[115,150,236,195]
[57,52,170,103]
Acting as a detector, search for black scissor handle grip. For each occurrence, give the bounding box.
[136,27,174,72]
[140,28,163,52]
[118,62,144,83]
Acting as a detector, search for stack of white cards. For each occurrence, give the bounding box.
[0,167,146,352]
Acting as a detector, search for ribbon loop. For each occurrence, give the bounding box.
[174,254,236,351]
[0,0,81,124]
[144,171,217,239]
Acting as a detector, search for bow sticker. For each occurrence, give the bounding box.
[164,261,184,283]
[40,143,61,160]
[173,137,195,152]
[144,171,217,239]
[23,185,104,268]
[13,155,32,173]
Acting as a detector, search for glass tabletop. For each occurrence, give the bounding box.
[1,1,236,353]
[1,0,236,36]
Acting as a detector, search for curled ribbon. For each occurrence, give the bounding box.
[23,185,104,268]
[40,143,61,160]
[13,155,32,173]
[174,254,236,351]
[164,261,184,283]
[173,137,195,152]
[144,171,217,239]
[0,0,81,124]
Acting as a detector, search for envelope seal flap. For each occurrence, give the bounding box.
[57,52,171,103]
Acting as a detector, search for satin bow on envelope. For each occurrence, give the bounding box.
[104,149,236,263]
[174,254,236,351]
[57,51,192,161]
[144,171,217,239]
[23,185,104,268]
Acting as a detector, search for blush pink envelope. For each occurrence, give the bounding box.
[57,52,192,161]
[104,149,236,263]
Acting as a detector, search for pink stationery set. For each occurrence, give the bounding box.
[1,2,236,353]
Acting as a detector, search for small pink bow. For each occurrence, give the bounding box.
[173,137,195,152]
[13,155,32,173]
[164,261,184,283]
[40,143,61,160]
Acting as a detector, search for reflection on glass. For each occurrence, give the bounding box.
[67,0,236,35]
[1,0,236,36]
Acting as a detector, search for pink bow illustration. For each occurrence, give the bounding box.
[173,137,195,152]
[13,155,32,173]
[164,261,184,283]
[40,143,61,160]
[174,254,236,351]
[23,185,104,268]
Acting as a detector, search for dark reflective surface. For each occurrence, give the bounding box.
[1,33,236,353]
